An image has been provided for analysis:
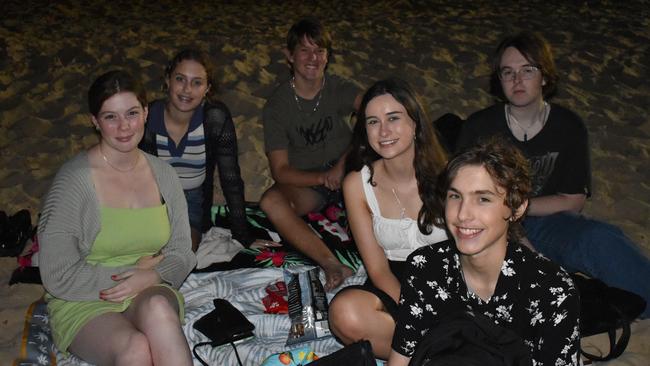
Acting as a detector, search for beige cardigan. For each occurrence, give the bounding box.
[38,151,196,301]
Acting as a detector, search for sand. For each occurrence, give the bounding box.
[1,0,648,364]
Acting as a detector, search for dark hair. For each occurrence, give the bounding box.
[347,78,448,233]
[489,31,558,101]
[88,70,147,117]
[164,48,217,102]
[434,137,532,242]
[286,17,332,56]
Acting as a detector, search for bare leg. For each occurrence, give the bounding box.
[69,312,153,366]
[124,286,192,366]
[260,184,353,290]
[68,287,190,366]
[328,289,396,359]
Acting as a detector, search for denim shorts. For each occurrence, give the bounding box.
[183,186,204,231]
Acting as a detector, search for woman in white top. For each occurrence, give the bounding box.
[328,78,448,359]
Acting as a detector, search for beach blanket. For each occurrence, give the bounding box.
[14,299,58,366]
[15,203,366,365]
[19,266,368,366]
[182,266,368,365]
[11,202,363,282]
[198,203,361,272]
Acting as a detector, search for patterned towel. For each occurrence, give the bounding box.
[15,202,364,365]
[198,203,362,272]
[14,299,58,366]
[20,266,369,366]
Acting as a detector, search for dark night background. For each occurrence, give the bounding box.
[1,1,649,363]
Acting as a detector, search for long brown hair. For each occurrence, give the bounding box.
[347,78,447,233]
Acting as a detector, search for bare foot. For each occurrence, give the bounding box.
[321,261,354,291]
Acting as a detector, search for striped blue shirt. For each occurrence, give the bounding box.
[148,100,206,190]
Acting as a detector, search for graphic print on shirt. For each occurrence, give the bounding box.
[298,116,333,146]
[529,151,558,196]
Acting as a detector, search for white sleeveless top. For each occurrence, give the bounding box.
[361,166,447,261]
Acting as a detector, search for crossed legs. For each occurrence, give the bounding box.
[69,286,192,366]
[260,183,353,290]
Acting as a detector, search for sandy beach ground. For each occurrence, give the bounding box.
[1,1,648,364]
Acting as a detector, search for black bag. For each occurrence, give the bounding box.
[571,273,646,361]
[409,311,531,366]
[0,209,33,257]
[309,340,376,366]
[192,298,255,366]
[193,298,255,346]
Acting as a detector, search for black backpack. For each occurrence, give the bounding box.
[409,311,531,366]
[571,273,646,361]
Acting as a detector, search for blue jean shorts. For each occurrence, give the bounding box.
[183,186,204,231]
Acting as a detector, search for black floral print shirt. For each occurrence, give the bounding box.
[392,240,580,366]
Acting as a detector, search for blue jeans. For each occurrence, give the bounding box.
[183,186,204,231]
[524,212,650,318]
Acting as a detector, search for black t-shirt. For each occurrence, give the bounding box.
[457,103,591,198]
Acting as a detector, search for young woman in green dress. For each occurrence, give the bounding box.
[38,70,196,365]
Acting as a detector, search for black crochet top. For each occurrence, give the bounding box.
[140,100,255,247]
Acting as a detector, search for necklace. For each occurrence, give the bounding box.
[391,187,407,220]
[290,76,325,113]
[99,144,140,173]
[506,102,549,142]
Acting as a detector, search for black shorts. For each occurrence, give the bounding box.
[333,260,406,321]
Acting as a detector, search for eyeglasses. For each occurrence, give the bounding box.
[498,65,540,81]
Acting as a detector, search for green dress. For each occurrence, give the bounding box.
[46,204,185,352]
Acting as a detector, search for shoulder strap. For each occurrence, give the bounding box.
[360,166,381,216]
[571,273,641,361]
[580,303,631,361]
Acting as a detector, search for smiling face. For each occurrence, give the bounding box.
[364,93,416,161]
[166,59,210,113]
[445,164,516,259]
[92,92,147,153]
[499,47,545,108]
[287,36,328,82]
